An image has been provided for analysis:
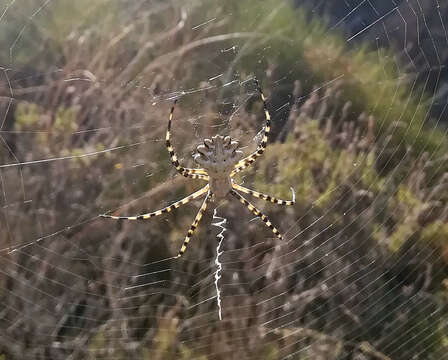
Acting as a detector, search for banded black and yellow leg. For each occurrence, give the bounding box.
[188,173,209,181]
[101,185,209,221]
[232,183,295,206]
[231,79,271,176]
[167,100,208,179]
[176,191,212,258]
[230,190,283,240]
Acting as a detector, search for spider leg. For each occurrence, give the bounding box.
[101,185,209,220]
[176,191,212,258]
[231,79,271,176]
[232,183,295,206]
[188,173,209,180]
[230,189,283,240]
[167,100,208,179]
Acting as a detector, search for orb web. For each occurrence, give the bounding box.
[0,1,447,359]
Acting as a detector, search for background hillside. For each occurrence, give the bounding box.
[0,0,447,359]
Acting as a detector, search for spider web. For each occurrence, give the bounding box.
[0,0,447,359]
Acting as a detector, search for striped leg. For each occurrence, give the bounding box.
[101,185,209,220]
[231,79,271,176]
[176,191,212,258]
[232,183,295,206]
[167,100,208,180]
[230,190,283,240]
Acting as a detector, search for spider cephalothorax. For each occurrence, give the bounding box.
[194,135,243,198]
[102,79,295,258]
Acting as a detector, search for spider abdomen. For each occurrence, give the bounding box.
[210,176,233,198]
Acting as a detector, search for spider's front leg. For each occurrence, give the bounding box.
[231,79,271,176]
[167,100,208,180]
[230,189,283,240]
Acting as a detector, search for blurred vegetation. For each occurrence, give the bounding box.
[0,0,447,359]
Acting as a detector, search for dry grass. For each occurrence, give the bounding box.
[0,0,447,359]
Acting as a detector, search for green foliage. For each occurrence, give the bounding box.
[421,221,448,249]
[5,0,448,157]
[15,102,78,151]
[15,102,41,130]
[257,344,280,360]
[388,192,448,256]
[54,107,78,133]
[89,331,106,350]
[2,0,447,359]
[388,185,422,251]
[396,184,422,209]
[421,222,448,267]
[252,120,384,209]
[219,0,447,158]
[0,0,116,67]
[389,222,419,252]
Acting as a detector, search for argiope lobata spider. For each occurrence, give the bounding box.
[101,79,295,258]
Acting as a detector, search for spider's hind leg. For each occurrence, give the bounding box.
[230,189,283,240]
[176,191,213,258]
[101,185,209,221]
[232,183,295,206]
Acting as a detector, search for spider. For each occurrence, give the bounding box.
[101,79,295,258]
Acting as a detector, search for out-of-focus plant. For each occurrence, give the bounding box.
[0,0,446,359]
